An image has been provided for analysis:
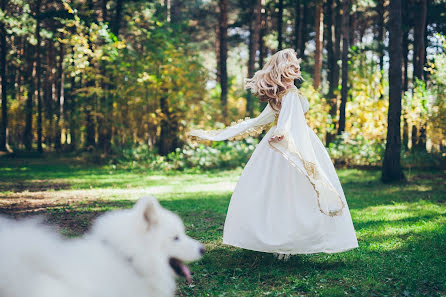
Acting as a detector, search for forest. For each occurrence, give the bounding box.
[0,0,445,178]
[1,1,446,296]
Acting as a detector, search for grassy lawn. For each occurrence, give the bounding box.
[0,156,445,297]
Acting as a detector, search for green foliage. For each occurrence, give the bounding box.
[328,133,385,167]
[168,138,258,170]
[424,34,446,153]
[113,138,258,171]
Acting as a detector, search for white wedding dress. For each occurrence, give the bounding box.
[189,87,358,254]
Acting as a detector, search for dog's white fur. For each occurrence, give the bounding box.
[0,196,203,297]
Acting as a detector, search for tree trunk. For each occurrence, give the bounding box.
[24,42,35,151]
[377,0,385,99]
[377,0,385,74]
[294,0,304,54]
[401,0,409,150]
[411,125,417,150]
[45,43,55,148]
[85,104,96,149]
[170,0,182,23]
[259,6,266,69]
[68,55,78,151]
[157,89,176,156]
[0,0,8,151]
[349,10,356,46]
[246,0,261,117]
[55,44,64,150]
[218,0,228,118]
[413,0,427,81]
[313,0,323,89]
[325,0,338,145]
[85,0,97,150]
[402,30,409,92]
[112,0,123,37]
[382,0,405,183]
[299,1,309,59]
[337,0,349,135]
[277,0,283,51]
[102,0,107,22]
[36,0,43,153]
[98,0,113,153]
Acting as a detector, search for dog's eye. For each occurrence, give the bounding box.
[174,236,179,241]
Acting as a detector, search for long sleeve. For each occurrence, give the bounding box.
[188,104,276,142]
[269,88,345,217]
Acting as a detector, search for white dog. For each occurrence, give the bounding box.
[0,196,204,297]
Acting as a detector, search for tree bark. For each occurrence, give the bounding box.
[55,44,64,150]
[294,0,304,54]
[277,0,283,51]
[382,0,405,182]
[413,0,427,81]
[68,52,77,151]
[401,0,409,150]
[98,0,113,153]
[259,5,266,69]
[157,88,178,156]
[313,0,323,89]
[299,1,308,59]
[334,0,341,85]
[45,43,55,148]
[24,42,35,151]
[246,0,261,117]
[112,0,123,37]
[325,0,338,145]
[0,0,8,151]
[377,0,385,99]
[337,0,349,135]
[170,0,182,23]
[36,0,43,153]
[218,0,228,118]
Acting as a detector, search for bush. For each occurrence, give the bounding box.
[111,133,444,171]
[112,137,258,171]
[328,132,444,169]
[328,132,385,167]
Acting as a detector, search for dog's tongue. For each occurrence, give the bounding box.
[180,262,192,284]
[170,258,192,284]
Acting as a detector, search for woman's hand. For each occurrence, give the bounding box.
[269,135,284,143]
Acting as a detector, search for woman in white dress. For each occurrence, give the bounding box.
[188,49,358,258]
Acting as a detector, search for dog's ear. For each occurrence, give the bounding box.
[141,197,159,229]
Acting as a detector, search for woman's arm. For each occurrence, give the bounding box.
[188,103,276,142]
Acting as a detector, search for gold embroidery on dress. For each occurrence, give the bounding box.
[273,113,279,126]
[228,119,271,141]
[187,116,272,143]
[303,160,318,179]
[268,131,344,217]
[277,87,302,101]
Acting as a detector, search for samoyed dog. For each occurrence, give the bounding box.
[0,196,204,297]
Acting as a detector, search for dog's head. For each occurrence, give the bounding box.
[135,196,204,283]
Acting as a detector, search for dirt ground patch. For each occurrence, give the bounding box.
[0,180,72,193]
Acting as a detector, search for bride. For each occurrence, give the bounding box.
[188,49,358,259]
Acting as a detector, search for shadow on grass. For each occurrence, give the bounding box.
[0,180,72,192]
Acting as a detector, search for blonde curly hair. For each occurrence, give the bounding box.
[245,48,302,110]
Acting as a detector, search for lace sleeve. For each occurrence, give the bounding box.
[187,104,276,143]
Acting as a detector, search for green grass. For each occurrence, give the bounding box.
[0,156,445,296]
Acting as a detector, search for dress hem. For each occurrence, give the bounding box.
[222,239,358,255]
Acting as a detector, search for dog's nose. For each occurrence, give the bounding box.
[199,245,205,255]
